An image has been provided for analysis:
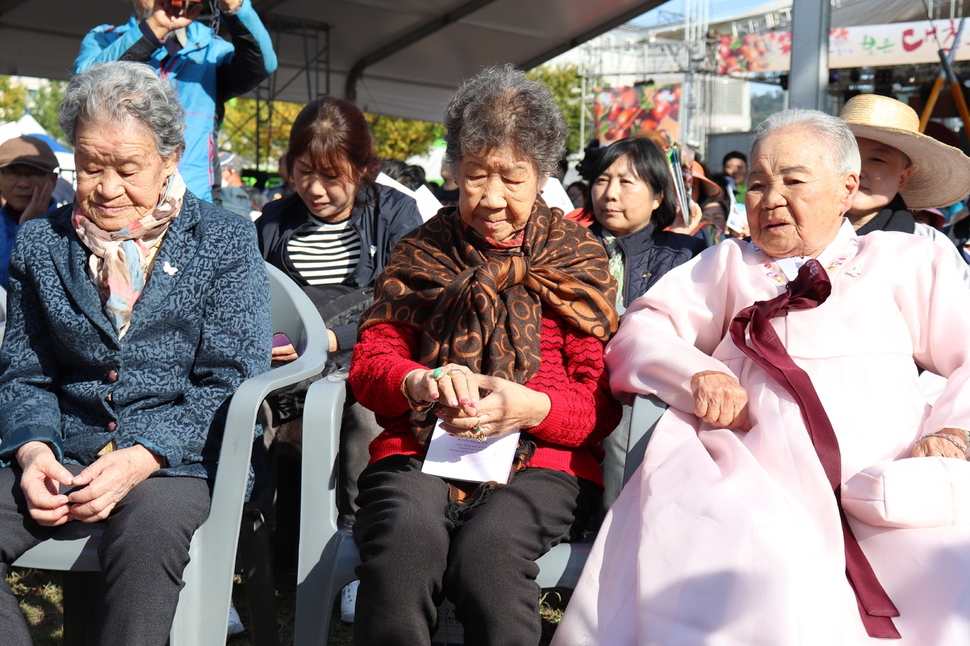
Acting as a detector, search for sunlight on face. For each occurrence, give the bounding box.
[745,128,859,258]
[74,119,178,231]
[292,152,359,223]
[591,154,663,237]
[456,147,540,242]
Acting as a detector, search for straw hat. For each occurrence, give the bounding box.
[839,94,970,210]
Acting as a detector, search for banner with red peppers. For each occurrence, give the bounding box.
[592,83,682,145]
[717,18,970,75]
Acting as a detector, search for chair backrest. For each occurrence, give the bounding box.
[170,262,329,645]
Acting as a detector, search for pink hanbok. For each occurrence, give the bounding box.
[553,223,970,645]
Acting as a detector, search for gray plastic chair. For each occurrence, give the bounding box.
[294,384,668,645]
[12,262,328,646]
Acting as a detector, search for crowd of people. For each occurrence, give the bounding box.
[1,3,970,645]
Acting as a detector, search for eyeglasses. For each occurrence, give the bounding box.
[0,167,51,179]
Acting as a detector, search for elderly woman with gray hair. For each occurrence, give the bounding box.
[553,109,970,645]
[347,64,622,645]
[0,61,270,645]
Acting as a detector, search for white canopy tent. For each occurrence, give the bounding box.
[0,114,74,173]
[0,0,668,123]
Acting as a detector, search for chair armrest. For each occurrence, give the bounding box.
[623,394,668,486]
[297,379,347,583]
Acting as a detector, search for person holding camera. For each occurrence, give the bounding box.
[74,0,277,204]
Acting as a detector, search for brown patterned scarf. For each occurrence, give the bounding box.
[359,197,619,447]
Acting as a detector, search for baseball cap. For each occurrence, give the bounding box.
[0,136,59,173]
[218,150,237,170]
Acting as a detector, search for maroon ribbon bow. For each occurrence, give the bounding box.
[729,258,900,639]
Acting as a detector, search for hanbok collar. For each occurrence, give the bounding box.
[753,218,860,285]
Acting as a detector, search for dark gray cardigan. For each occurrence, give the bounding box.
[0,192,272,481]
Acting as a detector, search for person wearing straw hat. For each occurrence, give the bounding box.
[839,94,970,282]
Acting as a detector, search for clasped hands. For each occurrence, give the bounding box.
[14,441,164,527]
[402,364,550,440]
[690,370,968,461]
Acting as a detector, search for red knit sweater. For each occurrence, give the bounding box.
[349,312,622,487]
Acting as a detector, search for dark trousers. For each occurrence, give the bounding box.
[352,455,598,646]
[0,465,211,646]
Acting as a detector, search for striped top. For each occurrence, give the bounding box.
[285,216,361,285]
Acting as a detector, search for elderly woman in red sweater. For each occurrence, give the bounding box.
[347,64,622,646]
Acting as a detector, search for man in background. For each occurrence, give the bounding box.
[0,136,58,288]
[722,150,747,200]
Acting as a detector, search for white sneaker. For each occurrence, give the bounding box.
[340,579,360,623]
[227,601,245,636]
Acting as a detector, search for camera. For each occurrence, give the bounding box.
[165,0,202,17]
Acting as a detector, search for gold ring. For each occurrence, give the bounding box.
[448,370,466,378]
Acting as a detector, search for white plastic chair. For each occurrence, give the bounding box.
[294,383,668,645]
[12,262,328,646]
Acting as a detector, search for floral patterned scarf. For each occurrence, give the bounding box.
[72,172,185,338]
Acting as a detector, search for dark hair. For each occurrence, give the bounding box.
[700,197,730,218]
[381,159,426,192]
[722,150,747,167]
[583,137,677,231]
[285,96,381,190]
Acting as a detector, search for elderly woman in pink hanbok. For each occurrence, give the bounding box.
[553,109,970,645]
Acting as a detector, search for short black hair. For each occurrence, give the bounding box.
[583,137,676,232]
[722,150,747,166]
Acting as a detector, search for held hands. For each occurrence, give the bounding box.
[435,374,551,440]
[15,442,75,527]
[912,428,969,461]
[402,367,550,440]
[66,445,164,522]
[690,370,751,431]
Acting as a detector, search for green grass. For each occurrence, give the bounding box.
[12,566,566,645]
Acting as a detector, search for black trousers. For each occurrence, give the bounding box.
[0,465,211,646]
[352,455,599,646]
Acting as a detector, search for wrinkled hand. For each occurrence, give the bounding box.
[403,363,480,414]
[912,428,968,460]
[143,0,204,39]
[66,445,164,523]
[18,182,55,224]
[271,343,299,363]
[16,442,75,527]
[690,370,751,431]
[435,374,550,440]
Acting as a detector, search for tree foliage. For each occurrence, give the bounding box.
[31,81,67,142]
[526,63,584,155]
[0,77,30,124]
[750,89,785,129]
[364,113,444,161]
[218,97,304,169]
[218,97,445,168]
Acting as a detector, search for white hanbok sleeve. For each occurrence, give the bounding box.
[896,236,970,435]
[606,240,752,414]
